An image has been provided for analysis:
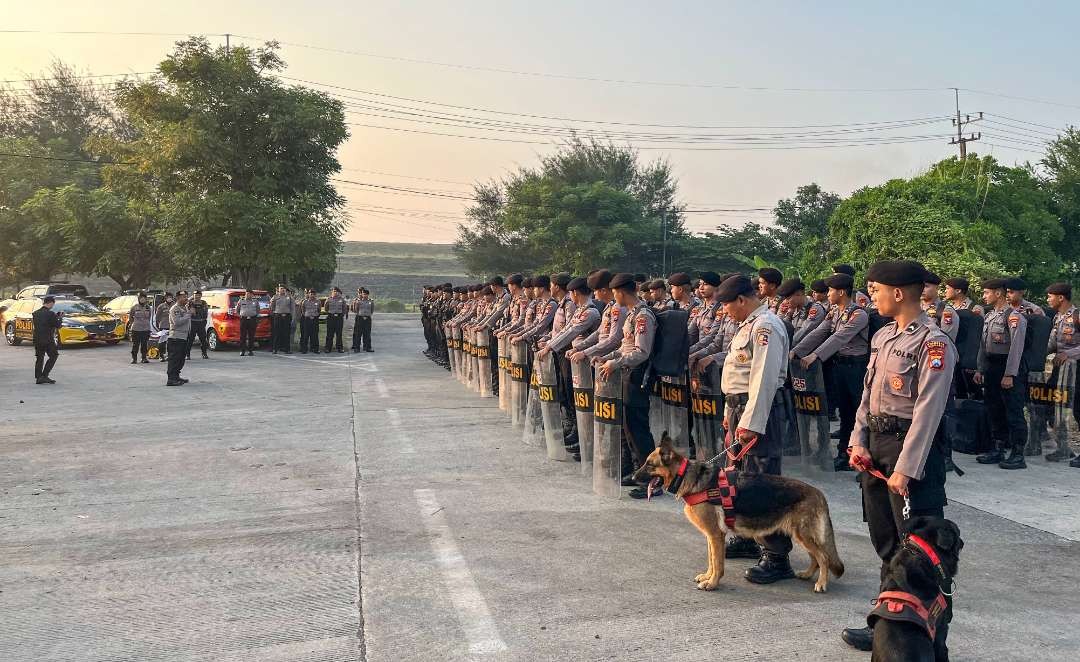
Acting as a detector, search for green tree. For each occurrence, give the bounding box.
[1041,127,1080,280]
[94,38,348,288]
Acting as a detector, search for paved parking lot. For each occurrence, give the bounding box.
[1,314,1078,661]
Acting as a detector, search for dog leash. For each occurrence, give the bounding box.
[847,448,911,520]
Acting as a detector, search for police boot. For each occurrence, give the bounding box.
[201,351,208,359]
[745,552,795,584]
[131,357,137,364]
[1070,455,1080,468]
[725,536,761,559]
[841,626,874,651]
[976,448,1005,464]
[999,446,1027,470]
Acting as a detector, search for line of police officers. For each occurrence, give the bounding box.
[420,261,1080,655]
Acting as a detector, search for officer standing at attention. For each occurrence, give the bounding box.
[234,289,261,356]
[268,285,295,354]
[570,270,625,365]
[810,279,829,306]
[667,272,700,311]
[778,278,828,345]
[648,279,671,309]
[186,290,209,359]
[944,277,984,315]
[33,295,62,384]
[974,278,1029,469]
[324,286,348,353]
[714,275,796,581]
[298,289,322,354]
[1045,282,1080,466]
[1005,277,1046,317]
[166,291,192,386]
[352,288,375,352]
[920,273,959,342]
[128,292,152,364]
[155,292,174,362]
[757,267,784,313]
[841,260,957,655]
[598,273,658,498]
[792,273,870,470]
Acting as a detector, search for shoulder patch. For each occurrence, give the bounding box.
[611,307,620,322]
[756,327,770,346]
[926,340,946,372]
[714,308,724,319]
[808,306,819,319]
[1008,313,1020,328]
[943,311,953,325]
[636,315,647,334]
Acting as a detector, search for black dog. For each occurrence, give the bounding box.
[870,516,963,662]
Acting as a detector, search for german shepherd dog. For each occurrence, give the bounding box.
[632,432,844,593]
[871,517,963,662]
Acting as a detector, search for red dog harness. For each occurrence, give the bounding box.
[673,459,738,529]
[868,534,950,640]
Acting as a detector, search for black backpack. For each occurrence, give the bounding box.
[651,308,690,377]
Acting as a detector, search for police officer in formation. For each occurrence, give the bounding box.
[1045,282,1080,467]
[297,289,322,354]
[234,289,261,356]
[974,278,1029,469]
[324,286,348,353]
[186,290,209,360]
[352,288,375,352]
[269,285,295,355]
[921,273,959,342]
[166,291,192,386]
[128,292,152,364]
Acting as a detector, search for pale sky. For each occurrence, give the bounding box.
[3,1,1078,243]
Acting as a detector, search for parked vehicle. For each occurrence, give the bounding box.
[4,296,125,347]
[16,282,90,300]
[103,293,169,339]
[200,288,272,350]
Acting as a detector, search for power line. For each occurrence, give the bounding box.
[960,88,1080,112]
[0,71,153,85]
[0,151,133,165]
[339,166,472,187]
[0,30,217,37]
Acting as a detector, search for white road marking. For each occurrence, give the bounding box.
[272,353,351,367]
[413,489,507,656]
[385,408,415,454]
[374,378,389,398]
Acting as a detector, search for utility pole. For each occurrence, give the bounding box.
[661,214,668,276]
[949,88,983,158]
[225,33,231,53]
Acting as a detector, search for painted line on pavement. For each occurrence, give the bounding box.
[374,377,389,398]
[385,408,415,454]
[413,489,507,656]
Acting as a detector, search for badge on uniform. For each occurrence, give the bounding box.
[926,340,945,372]
[1008,313,1020,329]
[792,377,807,391]
[714,308,724,319]
[635,315,647,333]
[756,328,770,346]
[808,307,818,319]
[943,311,953,325]
[611,308,620,323]
[890,375,905,391]
[992,332,1004,343]
[736,352,749,363]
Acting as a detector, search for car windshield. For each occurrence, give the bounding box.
[50,285,89,297]
[228,294,271,309]
[52,300,102,315]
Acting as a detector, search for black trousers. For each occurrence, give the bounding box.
[166,338,187,381]
[34,341,58,379]
[728,395,794,556]
[831,356,869,457]
[325,314,344,351]
[299,317,320,352]
[272,314,291,352]
[558,355,577,446]
[353,316,372,350]
[239,317,258,352]
[983,357,1027,451]
[186,320,207,357]
[131,330,149,359]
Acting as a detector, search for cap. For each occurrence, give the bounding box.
[533,274,551,289]
[587,269,613,290]
[832,264,855,276]
[609,272,638,291]
[193,289,202,295]
[758,267,783,286]
[42,295,55,303]
[981,277,1007,291]
[945,277,970,293]
[633,273,647,284]
[810,279,828,294]
[508,273,524,286]
[1005,277,1027,291]
[1047,282,1072,298]
[488,275,505,287]
[715,275,756,303]
[176,290,189,296]
[776,278,805,298]
[567,277,590,293]
[551,273,573,289]
[923,272,941,285]
[699,271,723,287]
[481,285,494,296]
[865,260,928,287]
[522,277,534,288]
[667,272,691,287]
[823,274,855,291]
[649,279,667,291]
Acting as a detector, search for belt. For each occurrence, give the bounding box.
[986,353,1008,362]
[833,354,870,364]
[274,312,290,316]
[867,414,912,434]
[726,393,749,406]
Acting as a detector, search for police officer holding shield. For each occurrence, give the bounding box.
[1046,282,1080,467]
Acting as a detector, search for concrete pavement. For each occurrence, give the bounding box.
[2,314,1078,661]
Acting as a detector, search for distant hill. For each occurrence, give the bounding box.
[332,241,466,302]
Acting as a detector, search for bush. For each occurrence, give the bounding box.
[375,299,405,313]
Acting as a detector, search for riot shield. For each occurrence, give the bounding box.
[1026,357,1052,455]
[789,358,833,472]
[476,329,493,398]
[955,310,983,371]
[571,359,595,478]
[660,374,691,457]
[447,325,458,379]
[522,350,546,447]
[648,377,665,445]
[1028,356,1077,459]
[453,326,465,383]
[1022,315,1053,375]
[509,341,528,428]
[537,352,572,461]
[691,362,723,461]
[593,367,623,498]
[497,335,510,413]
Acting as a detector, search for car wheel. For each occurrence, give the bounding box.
[207,328,220,351]
[5,322,21,346]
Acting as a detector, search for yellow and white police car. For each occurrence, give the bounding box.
[4,296,126,347]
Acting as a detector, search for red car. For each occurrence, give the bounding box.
[201,288,272,350]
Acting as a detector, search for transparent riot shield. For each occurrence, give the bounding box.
[497,335,510,413]
[1026,359,1052,455]
[789,359,832,472]
[537,352,572,461]
[445,326,457,378]
[691,362,723,461]
[522,350,546,447]
[510,341,528,428]
[452,326,464,384]
[571,359,595,478]
[659,374,691,457]
[1030,357,1077,461]
[648,378,665,445]
[593,367,623,498]
[477,329,493,398]
[471,333,482,394]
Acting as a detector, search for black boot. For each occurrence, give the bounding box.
[725,536,762,559]
[745,552,795,584]
[131,357,137,364]
[1070,455,1080,468]
[999,446,1027,470]
[976,448,1004,464]
[841,626,874,651]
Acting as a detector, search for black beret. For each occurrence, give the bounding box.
[699,271,723,287]
[480,285,493,296]
[488,275,505,287]
[758,267,783,285]
[508,273,524,286]
[533,274,551,289]
[471,284,484,292]
[522,277,534,288]
[633,273,647,283]
[981,277,1007,291]
[1005,277,1026,291]
[810,279,828,294]
[551,273,573,289]
[716,275,756,303]
[945,277,969,292]
[865,260,927,287]
[609,272,637,290]
[832,264,855,276]
[776,278,805,298]
[587,269,613,290]
[649,279,667,290]
[667,272,691,287]
[923,272,941,285]
[823,274,855,290]
[1047,282,1072,298]
[567,277,590,293]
